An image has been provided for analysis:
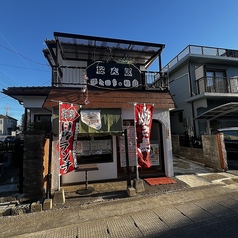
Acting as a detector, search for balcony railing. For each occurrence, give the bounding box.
[52,66,169,91]
[196,76,238,94]
[143,71,169,90]
[162,45,238,73]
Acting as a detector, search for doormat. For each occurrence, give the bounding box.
[144,177,176,186]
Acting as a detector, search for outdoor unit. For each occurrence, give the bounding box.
[229,76,238,93]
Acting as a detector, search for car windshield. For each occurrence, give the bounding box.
[221,130,238,141]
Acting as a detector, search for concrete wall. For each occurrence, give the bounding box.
[202,134,228,171]
[172,134,228,171]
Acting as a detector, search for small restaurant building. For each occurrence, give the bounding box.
[3,32,175,194]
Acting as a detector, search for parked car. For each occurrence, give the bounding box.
[12,135,24,144]
[0,136,16,144]
[214,127,238,155]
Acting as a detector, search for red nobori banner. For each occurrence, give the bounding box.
[59,102,80,175]
[135,104,154,168]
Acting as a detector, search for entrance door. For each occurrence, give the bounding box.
[117,119,165,178]
[138,119,164,176]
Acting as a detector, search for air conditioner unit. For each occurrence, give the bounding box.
[229,76,238,93]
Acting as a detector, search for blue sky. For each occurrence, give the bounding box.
[0,0,237,123]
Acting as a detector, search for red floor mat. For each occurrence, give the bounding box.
[144,177,176,186]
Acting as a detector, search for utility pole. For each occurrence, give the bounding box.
[5,104,9,116]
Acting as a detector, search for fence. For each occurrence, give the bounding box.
[172,134,227,171]
[0,141,24,168]
[178,135,202,148]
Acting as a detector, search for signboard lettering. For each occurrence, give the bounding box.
[87,62,141,89]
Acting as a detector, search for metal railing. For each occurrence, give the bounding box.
[52,66,87,88]
[52,66,169,91]
[179,135,202,148]
[196,76,238,94]
[162,45,238,72]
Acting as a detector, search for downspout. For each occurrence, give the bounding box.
[188,60,197,139]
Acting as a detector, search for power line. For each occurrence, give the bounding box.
[0,44,48,67]
[0,32,44,78]
[0,63,50,72]
[0,83,8,88]
[0,95,9,100]
[0,70,19,86]
[0,32,50,86]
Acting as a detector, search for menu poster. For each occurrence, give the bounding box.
[119,120,137,167]
[150,144,160,166]
[76,139,112,156]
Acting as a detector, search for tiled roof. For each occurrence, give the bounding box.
[0,114,17,121]
[2,86,52,96]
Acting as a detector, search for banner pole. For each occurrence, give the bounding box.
[124,129,132,187]
[58,101,61,191]
[134,103,139,180]
[58,101,81,191]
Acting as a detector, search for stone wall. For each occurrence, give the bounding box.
[172,134,227,171]
[23,131,46,201]
[202,134,228,171]
[174,146,205,164]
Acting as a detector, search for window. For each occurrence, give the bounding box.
[206,70,226,93]
[76,135,113,164]
[0,120,2,124]
[150,120,163,166]
[222,130,238,141]
[34,115,51,122]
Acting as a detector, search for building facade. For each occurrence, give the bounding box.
[0,114,17,135]
[161,45,238,141]
[3,32,175,191]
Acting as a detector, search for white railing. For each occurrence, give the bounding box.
[162,45,238,72]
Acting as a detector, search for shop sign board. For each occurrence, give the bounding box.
[87,62,141,89]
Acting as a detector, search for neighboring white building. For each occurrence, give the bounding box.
[0,114,17,135]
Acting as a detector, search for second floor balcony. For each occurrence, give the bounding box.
[44,32,169,92]
[196,76,238,94]
[52,65,169,91]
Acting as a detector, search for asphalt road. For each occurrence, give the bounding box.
[228,159,238,170]
[158,214,238,238]
[227,154,238,177]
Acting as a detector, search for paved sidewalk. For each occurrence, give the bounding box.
[1,183,238,237]
[1,156,238,237]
